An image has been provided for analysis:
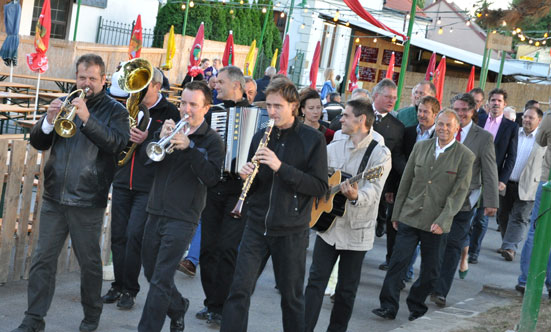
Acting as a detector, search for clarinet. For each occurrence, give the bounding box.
[230,119,275,218]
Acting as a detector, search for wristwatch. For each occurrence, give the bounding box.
[350,199,358,205]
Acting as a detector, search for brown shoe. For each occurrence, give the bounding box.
[497,248,504,254]
[502,249,515,261]
[177,259,196,276]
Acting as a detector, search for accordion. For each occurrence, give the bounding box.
[211,107,270,174]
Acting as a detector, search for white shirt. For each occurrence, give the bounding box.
[416,123,435,142]
[41,117,55,134]
[458,120,473,144]
[510,127,538,182]
[435,138,455,159]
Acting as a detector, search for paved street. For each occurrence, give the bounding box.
[0,220,521,332]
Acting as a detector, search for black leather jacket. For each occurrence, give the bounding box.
[30,92,130,208]
[246,119,328,236]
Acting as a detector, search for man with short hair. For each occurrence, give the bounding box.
[469,87,486,117]
[498,107,545,261]
[373,110,475,321]
[469,88,518,264]
[396,81,437,127]
[244,76,257,105]
[402,95,439,159]
[329,88,371,131]
[254,66,276,102]
[431,93,499,307]
[324,92,345,122]
[12,54,130,332]
[221,78,328,332]
[103,68,180,310]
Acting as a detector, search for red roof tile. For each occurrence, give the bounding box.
[384,0,427,17]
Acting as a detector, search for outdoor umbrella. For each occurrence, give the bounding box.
[433,56,446,105]
[278,34,289,75]
[128,14,143,60]
[244,39,256,76]
[271,48,278,68]
[222,30,234,67]
[425,52,436,81]
[466,65,475,92]
[26,0,51,120]
[161,25,175,70]
[385,52,395,79]
[348,45,361,92]
[187,22,204,77]
[309,41,321,89]
[0,0,22,82]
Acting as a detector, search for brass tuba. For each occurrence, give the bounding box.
[117,58,154,166]
[54,87,89,138]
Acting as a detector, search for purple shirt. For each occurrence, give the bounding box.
[484,113,503,141]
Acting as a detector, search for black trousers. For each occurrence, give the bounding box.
[110,187,149,296]
[385,202,397,263]
[22,199,104,326]
[200,188,245,314]
[220,226,309,332]
[304,236,367,332]
[138,214,197,332]
[434,210,474,298]
[379,222,446,315]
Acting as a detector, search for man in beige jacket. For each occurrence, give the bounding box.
[373,109,475,322]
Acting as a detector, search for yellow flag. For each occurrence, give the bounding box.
[271,48,278,68]
[162,25,176,70]
[244,40,256,76]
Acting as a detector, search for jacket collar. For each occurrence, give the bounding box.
[345,130,373,151]
[222,98,250,108]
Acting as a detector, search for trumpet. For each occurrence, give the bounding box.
[146,115,190,162]
[53,87,90,138]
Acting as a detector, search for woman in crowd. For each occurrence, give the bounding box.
[300,88,334,144]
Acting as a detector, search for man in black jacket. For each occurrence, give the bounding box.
[220,77,328,332]
[138,81,224,332]
[12,54,129,332]
[102,68,180,310]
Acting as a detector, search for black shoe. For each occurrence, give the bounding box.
[378,262,389,271]
[515,284,526,294]
[430,293,446,307]
[376,221,386,237]
[79,318,99,332]
[117,291,135,310]
[170,298,190,332]
[196,306,210,320]
[102,287,121,304]
[11,321,45,332]
[468,256,478,264]
[408,311,425,321]
[372,308,396,320]
[206,312,222,326]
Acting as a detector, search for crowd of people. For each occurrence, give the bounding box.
[8,52,551,332]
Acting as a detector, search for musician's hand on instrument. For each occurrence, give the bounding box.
[161,120,175,138]
[256,147,281,172]
[72,98,90,124]
[46,99,63,125]
[430,223,443,235]
[130,127,148,144]
[385,192,394,204]
[340,180,358,201]
[239,162,255,180]
[169,131,190,151]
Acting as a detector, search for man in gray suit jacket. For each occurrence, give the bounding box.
[432,93,499,307]
[372,109,475,322]
[498,106,545,261]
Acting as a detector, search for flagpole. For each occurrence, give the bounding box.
[395,0,417,110]
[33,73,41,120]
[9,63,13,83]
[182,0,191,36]
[253,0,273,78]
[73,0,82,41]
[284,0,295,35]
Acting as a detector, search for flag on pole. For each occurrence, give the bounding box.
[271,48,278,68]
[244,39,256,76]
[466,65,475,92]
[433,56,446,104]
[26,0,50,73]
[128,14,143,59]
[222,30,234,66]
[161,25,176,70]
[188,22,204,77]
[425,52,436,81]
[309,41,321,89]
[385,52,395,79]
[278,34,290,75]
[348,45,361,92]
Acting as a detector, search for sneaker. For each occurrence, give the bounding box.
[117,291,135,310]
[207,312,222,326]
[177,259,196,277]
[515,284,526,294]
[102,287,121,304]
[196,306,210,320]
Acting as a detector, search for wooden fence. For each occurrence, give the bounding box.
[0,140,112,284]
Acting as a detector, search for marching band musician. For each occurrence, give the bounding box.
[138,81,224,332]
[12,54,129,332]
[102,68,179,310]
[220,77,328,332]
[192,66,251,326]
[304,98,391,332]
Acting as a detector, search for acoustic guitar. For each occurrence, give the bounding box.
[310,166,383,233]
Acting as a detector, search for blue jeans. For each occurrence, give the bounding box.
[468,205,488,259]
[185,222,201,266]
[518,182,551,290]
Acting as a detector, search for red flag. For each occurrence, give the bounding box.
[309,41,321,89]
[188,22,205,77]
[278,34,290,75]
[425,52,436,81]
[26,0,50,73]
[222,30,235,67]
[466,65,475,92]
[348,45,361,92]
[433,56,446,104]
[385,52,395,79]
[128,14,143,59]
[344,0,407,40]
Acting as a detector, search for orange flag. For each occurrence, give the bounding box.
[466,65,475,92]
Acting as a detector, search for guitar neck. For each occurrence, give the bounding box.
[329,172,364,195]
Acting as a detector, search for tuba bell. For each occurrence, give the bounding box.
[53,87,89,138]
[116,58,153,166]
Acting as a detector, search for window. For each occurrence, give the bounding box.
[31,0,72,40]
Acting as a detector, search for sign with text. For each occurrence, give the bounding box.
[360,46,378,63]
[377,69,399,84]
[382,49,403,66]
[487,33,513,52]
[359,66,377,82]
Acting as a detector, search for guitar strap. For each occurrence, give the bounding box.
[357,139,378,175]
